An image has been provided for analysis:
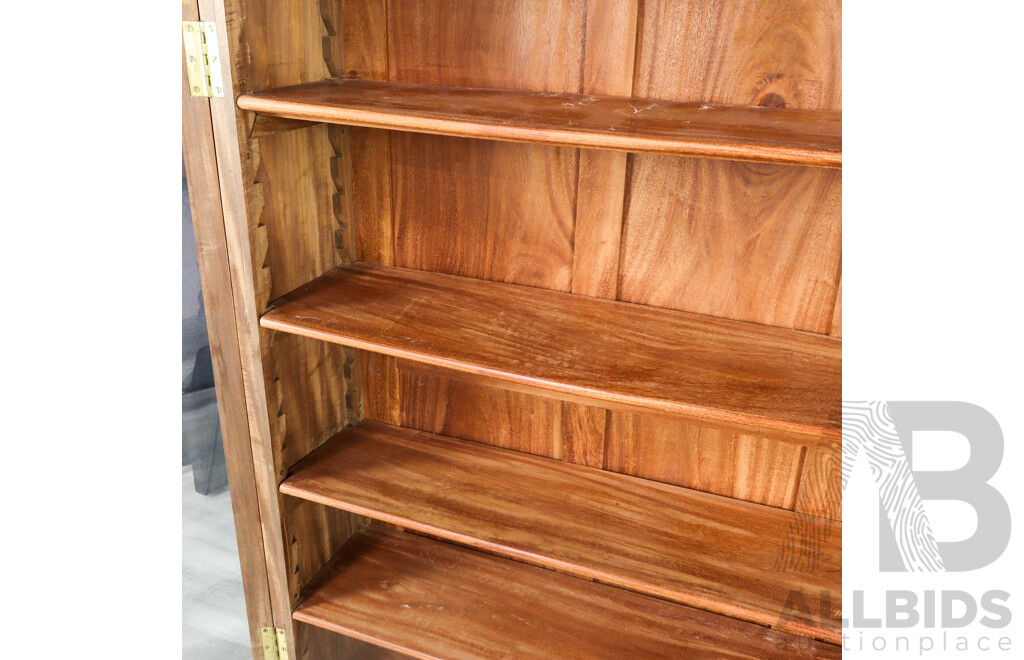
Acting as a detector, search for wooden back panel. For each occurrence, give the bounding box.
[341,0,841,518]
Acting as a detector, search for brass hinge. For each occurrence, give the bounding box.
[182,21,224,98]
[260,627,289,660]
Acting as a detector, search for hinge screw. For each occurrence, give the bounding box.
[193,86,201,93]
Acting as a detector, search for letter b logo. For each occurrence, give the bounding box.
[843,401,1011,572]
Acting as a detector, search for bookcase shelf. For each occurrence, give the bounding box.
[238,79,841,167]
[295,526,842,659]
[283,421,842,643]
[261,263,841,443]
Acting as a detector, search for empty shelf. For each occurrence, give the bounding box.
[296,526,841,659]
[261,263,841,442]
[282,422,842,643]
[237,79,841,167]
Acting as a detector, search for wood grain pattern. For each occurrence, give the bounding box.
[831,277,843,337]
[610,0,843,528]
[182,6,272,653]
[280,496,368,606]
[282,422,841,642]
[238,79,842,167]
[297,526,841,659]
[563,0,640,467]
[390,132,577,291]
[379,1,588,475]
[210,3,367,655]
[398,360,561,459]
[795,445,843,521]
[386,0,585,90]
[619,157,842,333]
[261,263,841,441]
[343,0,393,266]
[340,0,398,439]
[604,411,805,508]
[622,0,842,333]
[633,0,841,111]
[560,401,608,468]
[294,622,407,660]
[384,0,582,290]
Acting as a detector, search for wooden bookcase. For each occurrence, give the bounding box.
[183,1,841,658]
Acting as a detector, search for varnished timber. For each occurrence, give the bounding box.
[281,421,842,643]
[621,0,842,334]
[261,263,841,442]
[296,526,841,659]
[182,2,271,655]
[202,1,844,656]
[393,359,817,508]
[204,0,368,655]
[237,79,841,167]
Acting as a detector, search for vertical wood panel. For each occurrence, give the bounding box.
[605,412,805,509]
[386,0,584,291]
[399,362,562,458]
[386,0,586,90]
[633,0,841,111]
[561,404,609,468]
[625,0,841,329]
[342,0,400,428]
[344,0,393,266]
[385,0,586,461]
[619,158,842,332]
[795,446,843,521]
[391,133,577,290]
[577,0,637,270]
[573,0,638,298]
[606,0,842,507]
[562,0,640,468]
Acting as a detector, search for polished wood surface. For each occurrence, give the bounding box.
[296,526,841,659]
[358,0,843,511]
[208,1,372,654]
[238,79,841,167]
[202,1,843,655]
[182,3,272,654]
[261,263,841,441]
[393,359,822,508]
[604,410,807,508]
[282,421,841,642]
[622,0,842,334]
[619,158,842,333]
[381,0,586,488]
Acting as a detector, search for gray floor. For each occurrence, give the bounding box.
[183,463,251,659]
